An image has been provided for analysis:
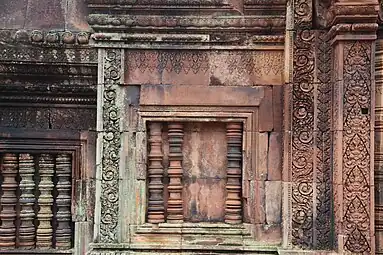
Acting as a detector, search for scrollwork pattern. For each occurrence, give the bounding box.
[294,0,312,29]
[100,49,122,243]
[343,42,371,254]
[292,29,315,249]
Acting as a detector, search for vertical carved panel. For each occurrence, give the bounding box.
[167,123,184,223]
[36,154,54,249]
[0,153,18,248]
[291,29,315,248]
[225,123,242,224]
[18,153,36,249]
[147,123,165,223]
[100,49,122,242]
[55,154,72,249]
[314,30,332,249]
[342,41,372,254]
[375,39,383,254]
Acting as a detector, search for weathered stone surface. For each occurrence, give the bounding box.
[0,0,28,29]
[25,0,66,30]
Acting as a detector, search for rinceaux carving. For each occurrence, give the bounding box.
[291,29,315,249]
[294,0,312,28]
[343,41,372,254]
[314,31,332,250]
[100,49,122,243]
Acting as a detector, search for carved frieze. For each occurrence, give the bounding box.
[125,50,284,86]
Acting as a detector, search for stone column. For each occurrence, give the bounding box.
[375,38,383,254]
[328,1,379,253]
[94,48,124,243]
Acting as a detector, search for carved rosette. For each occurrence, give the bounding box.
[147,123,165,223]
[342,41,372,254]
[167,123,184,223]
[36,154,54,249]
[291,29,315,248]
[225,123,242,224]
[18,153,36,249]
[0,153,18,249]
[100,49,122,242]
[55,154,72,249]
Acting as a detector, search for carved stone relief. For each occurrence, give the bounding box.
[125,50,284,86]
[342,41,372,254]
[98,49,123,243]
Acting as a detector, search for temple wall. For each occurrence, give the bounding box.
[0,0,381,254]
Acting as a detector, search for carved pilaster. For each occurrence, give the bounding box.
[55,154,72,249]
[36,154,54,249]
[375,38,383,255]
[18,153,36,249]
[147,123,165,223]
[330,22,377,252]
[0,153,18,249]
[167,123,184,223]
[98,48,123,243]
[225,123,242,224]
[291,29,315,248]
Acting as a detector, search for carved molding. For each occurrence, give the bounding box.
[87,15,286,34]
[0,30,91,45]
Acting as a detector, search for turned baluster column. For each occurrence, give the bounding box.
[167,123,184,223]
[18,153,36,249]
[55,154,72,249]
[36,154,54,249]
[225,123,242,224]
[0,153,18,248]
[147,123,165,223]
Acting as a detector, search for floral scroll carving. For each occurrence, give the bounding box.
[100,49,122,243]
[294,0,312,28]
[291,29,315,249]
[343,41,372,254]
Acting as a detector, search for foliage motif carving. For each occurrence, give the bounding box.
[343,41,372,254]
[315,31,332,249]
[291,29,315,248]
[294,0,312,28]
[126,51,209,74]
[100,49,122,243]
